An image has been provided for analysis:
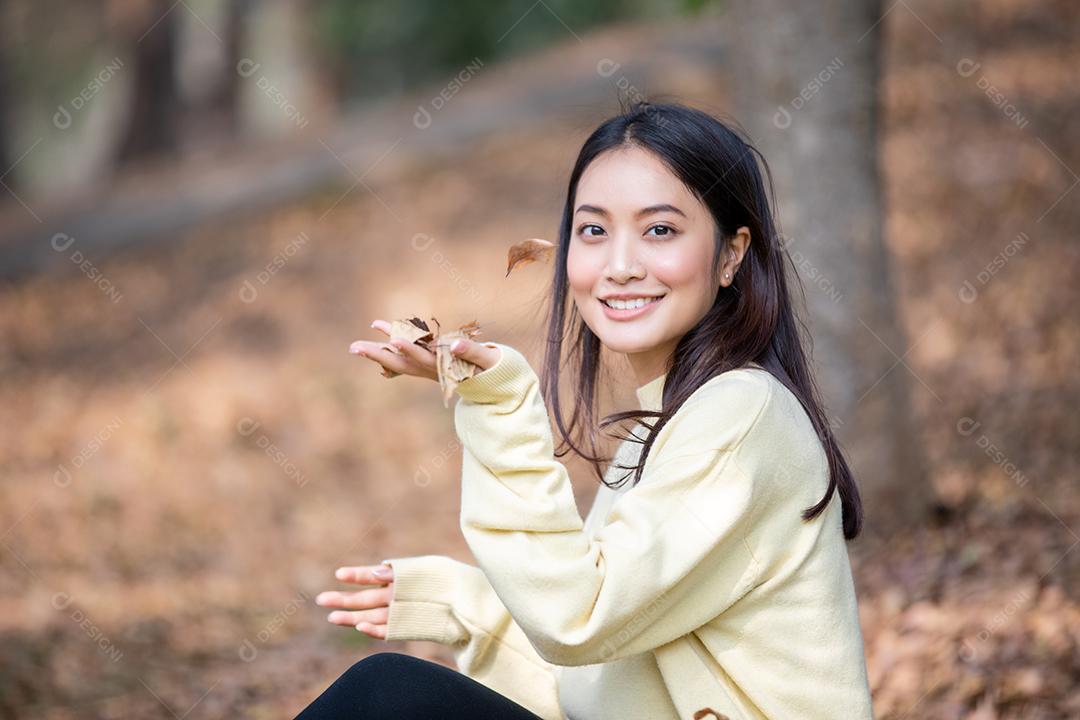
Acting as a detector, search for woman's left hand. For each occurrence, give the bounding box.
[349,319,501,380]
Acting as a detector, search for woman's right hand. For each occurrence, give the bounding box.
[315,564,395,640]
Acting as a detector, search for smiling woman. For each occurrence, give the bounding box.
[566,146,751,385]
[293,100,871,720]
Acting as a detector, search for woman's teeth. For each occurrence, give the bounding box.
[601,296,663,310]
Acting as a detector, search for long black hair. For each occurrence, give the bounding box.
[538,100,862,540]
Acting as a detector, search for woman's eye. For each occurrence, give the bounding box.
[647,224,676,238]
[579,224,604,237]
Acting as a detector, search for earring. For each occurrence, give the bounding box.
[724,273,731,279]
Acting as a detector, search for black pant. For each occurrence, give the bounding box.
[293,652,547,719]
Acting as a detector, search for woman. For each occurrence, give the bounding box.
[294,101,873,720]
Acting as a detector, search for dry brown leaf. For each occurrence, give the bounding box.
[379,317,434,378]
[390,317,433,348]
[506,238,555,277]
[434,319,484,407]
[386,316,486,405]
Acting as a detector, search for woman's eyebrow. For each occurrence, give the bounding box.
[574,203,687,218]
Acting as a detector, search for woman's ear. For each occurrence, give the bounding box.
[720,227,751,286]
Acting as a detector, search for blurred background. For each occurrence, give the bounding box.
[0,0,1077,718]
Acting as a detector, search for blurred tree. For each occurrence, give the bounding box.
[0,37,10,183]
[215,0,250,136]
[2,0,114,189]
[0,0,13,181]
[116,0,181,163]
[175,0,251,143]
[729,0,931,536]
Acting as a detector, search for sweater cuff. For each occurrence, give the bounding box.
[382,555,467,645]
[454,342,537,405]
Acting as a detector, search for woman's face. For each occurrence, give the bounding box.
[566,145,724,383]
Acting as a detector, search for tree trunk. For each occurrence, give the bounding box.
[116,0,180,165]
[0,19,11,186]
[729,0,931,539]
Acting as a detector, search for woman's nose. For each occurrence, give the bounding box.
[605,235,645,282]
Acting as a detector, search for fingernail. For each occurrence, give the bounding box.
[335,568,349,580]
[370,321,377,329]
[372,566,392,580]
[451,339,464,354]
[349,341,364,354]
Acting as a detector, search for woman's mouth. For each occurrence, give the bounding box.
[599,294,665,320]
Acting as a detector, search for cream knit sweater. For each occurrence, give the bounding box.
[382,342,874,720]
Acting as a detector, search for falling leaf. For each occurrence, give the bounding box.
[506,238,555,277]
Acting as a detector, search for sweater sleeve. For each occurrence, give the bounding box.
[451,342,774,668]
[380,553,565,720]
